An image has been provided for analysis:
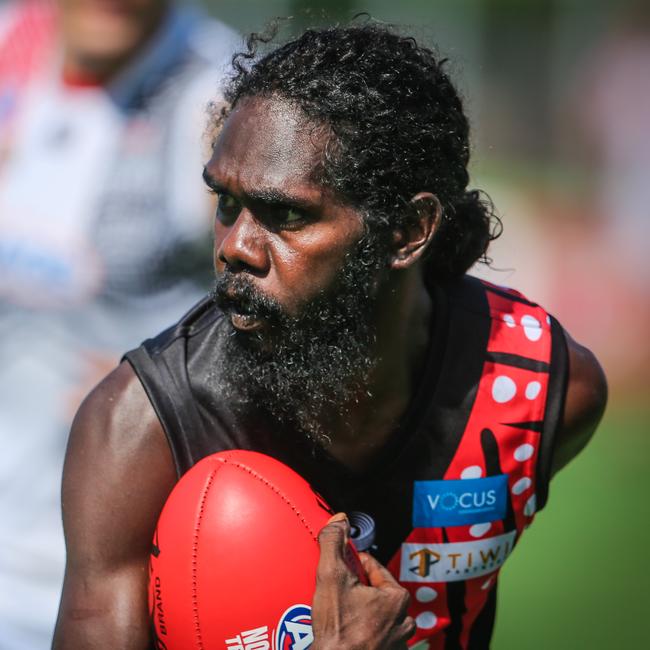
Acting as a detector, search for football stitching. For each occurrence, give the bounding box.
[214,455,318,541]
[192,467,218,649]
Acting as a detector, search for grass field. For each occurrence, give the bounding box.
[492,403,650,649]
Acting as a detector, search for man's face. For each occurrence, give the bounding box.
[58,0,167,71]
[204,96,388,442]
[205,96,369,331]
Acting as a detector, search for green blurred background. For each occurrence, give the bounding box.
[200,0,650,647]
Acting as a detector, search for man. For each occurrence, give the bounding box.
[0,1,238,646]
[54,24,607,649]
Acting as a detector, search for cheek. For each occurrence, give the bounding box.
[271,225,362,304]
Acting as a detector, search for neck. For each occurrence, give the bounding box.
[324,267,433,471]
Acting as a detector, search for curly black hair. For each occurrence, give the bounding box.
[216,22,501,281]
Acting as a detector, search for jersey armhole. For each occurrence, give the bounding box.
[123,347,184,479]
[535,316,569,510]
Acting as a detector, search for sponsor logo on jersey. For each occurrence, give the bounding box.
[399,531,517,583]
[275,604,313,650]
[412,475,508,527]
[226,626,270,650]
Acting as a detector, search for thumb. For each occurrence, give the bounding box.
[326,512,349,527]
[316,513,350,566]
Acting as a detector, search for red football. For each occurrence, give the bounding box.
[149,450,361,649]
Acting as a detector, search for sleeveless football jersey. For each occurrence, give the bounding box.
[125,275,568,649]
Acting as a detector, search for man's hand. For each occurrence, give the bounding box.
[312,513,416,650]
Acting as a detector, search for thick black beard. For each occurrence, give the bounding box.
[209,234,387,447]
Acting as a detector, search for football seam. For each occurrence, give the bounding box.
[216,456,319,542]
[192,466,219,650]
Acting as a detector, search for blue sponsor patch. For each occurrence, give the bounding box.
[412,475,508,527]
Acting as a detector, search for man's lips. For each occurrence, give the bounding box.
[230,312,265,332]
[216,284,277,332]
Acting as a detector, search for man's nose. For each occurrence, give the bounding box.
[215,209,269,275]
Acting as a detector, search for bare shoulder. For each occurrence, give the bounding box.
[66,359,170,463]
[54,361,177,648]
[552,329,608,476]
[63,360,177,551]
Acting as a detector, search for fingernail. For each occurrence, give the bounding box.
[328,512,348,524]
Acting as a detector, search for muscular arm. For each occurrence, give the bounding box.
[552,330,608,476]
[53,362,176,649]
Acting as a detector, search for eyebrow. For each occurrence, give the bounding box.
[202,167,317,212]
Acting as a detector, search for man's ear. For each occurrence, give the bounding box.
[390,192,442,270]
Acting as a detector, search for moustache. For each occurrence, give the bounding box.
[212,272,285,324]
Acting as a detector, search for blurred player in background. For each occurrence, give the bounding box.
[55,24,607,649]
[0,0,238,646]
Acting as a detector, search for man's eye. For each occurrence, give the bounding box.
[283,208,303,224]
[265,206,306,230]
[220,195,239,211]
[216,195,240,224]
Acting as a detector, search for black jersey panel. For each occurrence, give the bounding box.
[123,295,223,477]
[467,586,497,649]
[535,316,569,509]
[417,276,492,477]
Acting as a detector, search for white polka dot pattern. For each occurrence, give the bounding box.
[514,443,535,462]
[492,376,517,403]
[469,522,492,538]
[521,314,542,341]
[524,494,537,517]
[460,465,482,479]
[512,477,532,495]
[503,314,516,328]
[415,586,438,603]
[525,381,541,400]
[416,612,438,630]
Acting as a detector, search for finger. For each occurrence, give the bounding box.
[317,515,349,558]
[359,552,401,589]
[316,514,355,583]
[393,615,417,645]
[326,512,350,528]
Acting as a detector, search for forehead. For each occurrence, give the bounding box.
[208,96,327,195]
